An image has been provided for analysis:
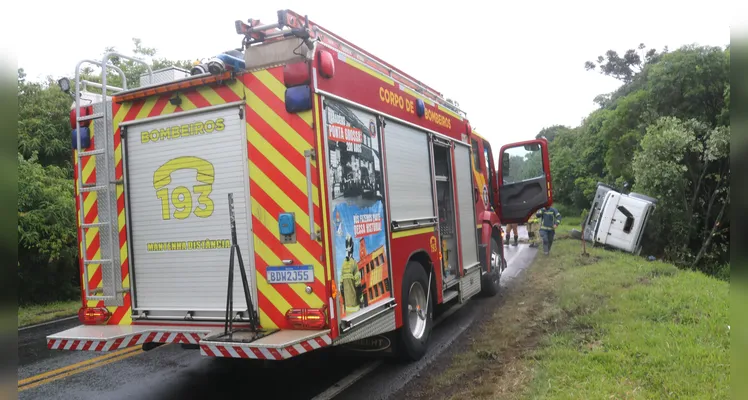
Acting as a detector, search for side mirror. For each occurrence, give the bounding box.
[501,153,510,176]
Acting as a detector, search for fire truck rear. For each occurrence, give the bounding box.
[49,9,552,361]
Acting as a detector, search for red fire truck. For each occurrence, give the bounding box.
[48,9,552,362]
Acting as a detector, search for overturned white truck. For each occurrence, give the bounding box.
[581,183,657,255]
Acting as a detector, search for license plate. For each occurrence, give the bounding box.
[266,265,314,284]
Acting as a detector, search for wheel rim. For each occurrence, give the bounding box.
[491,246,503,281]
[407,281,427,339]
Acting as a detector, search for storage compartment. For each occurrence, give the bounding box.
[433,144,459,283]
[123,104,256,321]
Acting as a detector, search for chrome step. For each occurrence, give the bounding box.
[442,289,459,304]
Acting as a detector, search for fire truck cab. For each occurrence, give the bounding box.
[49,9,552,362]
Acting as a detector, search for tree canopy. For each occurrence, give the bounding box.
[16,39,192,304]
[547,43,730,276]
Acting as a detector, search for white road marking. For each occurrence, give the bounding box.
[18,316,78,331]
[310,360,384,400]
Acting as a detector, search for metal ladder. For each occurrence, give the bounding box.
[74,53,152,306]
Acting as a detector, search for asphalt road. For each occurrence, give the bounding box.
[17,242,536,400]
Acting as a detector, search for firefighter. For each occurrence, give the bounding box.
[341,235,362,313]
[505,223,518,246]
[527,214,540,248]
[536,206,562,255]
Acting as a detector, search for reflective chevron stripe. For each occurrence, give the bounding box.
[74,67,327,331]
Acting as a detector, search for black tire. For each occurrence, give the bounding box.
[398,261,433,362]
[481,238,503,297]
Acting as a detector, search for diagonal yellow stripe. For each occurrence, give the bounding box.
[252,70,313,127]
[251,199,324,278]
[114,143,122,172]
[113,102,132,127]
[82,157,96,183]
[247,123,319,207]
[160,100,179,115]
[253,236,324,308]
[134,96,159,120]
[255,269,292,323]
[249,160,320,235]
[197,85,228,106]
[252,70,285,101]
[246,87,311,157]
[83,192,97,216]
[177,95,197,112]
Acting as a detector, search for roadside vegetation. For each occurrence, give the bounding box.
[401,224,729,399]
[18,300,80,327]
[544,43,730,278]
[17,39,191,323]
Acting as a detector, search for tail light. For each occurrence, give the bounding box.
[285,307,327,329]
[78,306,111,325]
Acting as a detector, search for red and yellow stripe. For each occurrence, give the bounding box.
[74,67,329,330]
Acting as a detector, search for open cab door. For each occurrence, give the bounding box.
[497,139,552,224]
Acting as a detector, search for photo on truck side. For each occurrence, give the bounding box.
[325,99,391,319]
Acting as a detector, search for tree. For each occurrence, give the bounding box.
[18,69,75,171]
[17,39,194,305]
[544,43,730,276]
[80,38,194,92]
[584,43,664,84]
[535,125,572,143]
[17,153,78,304]
[632,117,729,270]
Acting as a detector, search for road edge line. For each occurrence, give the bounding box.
[18,315,78,331]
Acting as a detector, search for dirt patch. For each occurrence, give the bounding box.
[575,254,601,266]
[393,255,568,400]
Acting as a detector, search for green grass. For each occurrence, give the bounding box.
[18,300,80,327]
[404,236,729,400]
[526,243,729,399]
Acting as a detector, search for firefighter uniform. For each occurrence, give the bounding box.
[341,256,362,313]
[527,215,540,248]
[505,223,519,246]
[536,206,562,255]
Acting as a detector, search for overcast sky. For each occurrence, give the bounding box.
[13,0,731,149]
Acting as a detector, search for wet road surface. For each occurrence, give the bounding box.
[18,243,536,400]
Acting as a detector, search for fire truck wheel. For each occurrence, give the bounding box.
[398,261,433,362]
[480,238,503,297]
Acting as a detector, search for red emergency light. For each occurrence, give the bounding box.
[283,60,314,113]
[283,61,311,87]
[70,106,93,129]
[317,50,335,79]
[78,306,111,325]
[285,307,327,329]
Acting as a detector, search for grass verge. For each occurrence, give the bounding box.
[401,234,729,399]
[18,300,80,328]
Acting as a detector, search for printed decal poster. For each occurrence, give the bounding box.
[326,100,390,318]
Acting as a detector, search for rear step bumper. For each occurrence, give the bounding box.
[46,325,212,351]
[200,329,332,360]
[46,325,332,360]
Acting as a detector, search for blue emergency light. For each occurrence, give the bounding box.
[285,85,313,113]
[71,127,91,150]
[416,99,425,117]
[278,212,295,236]
[216,53,246,71]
